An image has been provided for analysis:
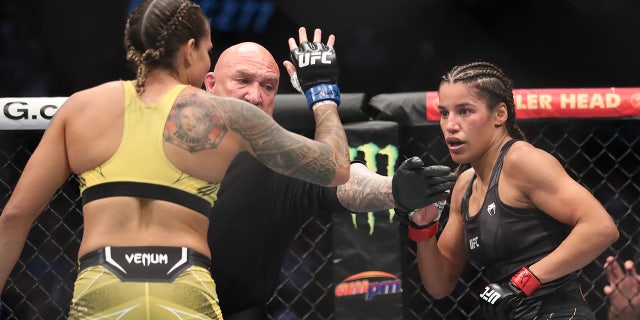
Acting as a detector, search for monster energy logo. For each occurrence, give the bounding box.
[349,142,399,235]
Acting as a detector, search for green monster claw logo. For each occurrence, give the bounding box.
[349,142,399,235]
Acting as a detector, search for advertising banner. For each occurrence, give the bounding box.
[333,121,403,320]
[0,97,67,130]
[426,87,640,121]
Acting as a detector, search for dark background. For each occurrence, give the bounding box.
[1,0,639,98]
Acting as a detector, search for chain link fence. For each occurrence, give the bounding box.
[398,118,640,320]
[266,118,639,319]
[1,117,639,319]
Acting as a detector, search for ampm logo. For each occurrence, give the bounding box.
[335,271,403,301]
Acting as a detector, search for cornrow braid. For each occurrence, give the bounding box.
[124,17,146,94]
[136,1,194,93]
[155,1,195,55]
[123,0,207,94]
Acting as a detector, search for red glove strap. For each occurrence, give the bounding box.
[408,221,439,242]
[510,266,542,296]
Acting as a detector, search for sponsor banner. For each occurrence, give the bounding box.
[334,121,403,320]
[335,271,403,302]
[426,87,640,121]
[0,97,67,130]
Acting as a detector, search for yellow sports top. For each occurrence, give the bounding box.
[78,81,218,217]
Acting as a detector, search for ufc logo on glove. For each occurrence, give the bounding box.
[478,267,542,320]
[480,286,501,304]
[296,52,333,67]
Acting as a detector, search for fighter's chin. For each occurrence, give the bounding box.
[448,151,471,164]
[449,154,466,164]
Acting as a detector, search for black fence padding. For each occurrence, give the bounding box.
[369,92,428,127]
[273,93,369,131]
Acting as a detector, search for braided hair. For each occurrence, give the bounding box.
[124,0,208,93]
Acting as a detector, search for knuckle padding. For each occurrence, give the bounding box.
[422,165,455,176]
[399,159,424,170]
[427,174,457,185]
[300,41,313,51]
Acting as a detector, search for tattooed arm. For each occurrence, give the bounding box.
[259,100,349,187]
[235,97,350,187]
[337,158,456,213]
[337,162,394,212]
[167,92,349,187]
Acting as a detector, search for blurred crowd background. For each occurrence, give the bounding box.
[1,0,639,99]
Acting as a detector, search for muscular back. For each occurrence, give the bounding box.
[61,81,238,257]
[55,80,348,257]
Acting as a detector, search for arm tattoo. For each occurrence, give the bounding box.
[165,94,227,152]
[314,107,350,165]
[167,92,347,186]
[224,99,347,186]
[337,166,394,212]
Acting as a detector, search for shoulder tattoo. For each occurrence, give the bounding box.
[164,93,228,152]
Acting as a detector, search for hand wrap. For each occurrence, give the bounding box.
[289,40,340,108]
[479,266,542,320]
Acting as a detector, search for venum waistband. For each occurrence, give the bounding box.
[78,246,210,283]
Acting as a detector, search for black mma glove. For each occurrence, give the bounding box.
[392,156,456,218]
[392,157,455,242]
[479,266,542,320]
[289,40,340,109]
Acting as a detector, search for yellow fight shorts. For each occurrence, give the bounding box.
[68,246,222,319]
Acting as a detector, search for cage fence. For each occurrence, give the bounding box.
[0,117,638,319]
